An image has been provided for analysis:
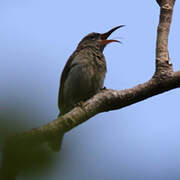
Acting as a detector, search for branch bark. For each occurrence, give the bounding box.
[0,0,178,179]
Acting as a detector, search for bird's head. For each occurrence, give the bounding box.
[77,25,125,52]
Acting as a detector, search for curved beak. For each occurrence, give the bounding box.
[99,25,125,45]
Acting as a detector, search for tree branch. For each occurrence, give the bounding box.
[155,0,175,76]
[0,0,178,179]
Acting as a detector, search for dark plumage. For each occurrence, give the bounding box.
[58,25,124,115]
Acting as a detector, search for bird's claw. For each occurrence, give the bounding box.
[75,101,84,108]
[100,86,107,90]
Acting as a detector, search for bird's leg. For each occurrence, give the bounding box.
[100,86,107,90]
[75,101,84,108]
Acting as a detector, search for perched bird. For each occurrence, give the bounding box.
[58,25,124,116]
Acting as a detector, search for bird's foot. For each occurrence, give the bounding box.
[75,101,84,108]
[100,86,107,90]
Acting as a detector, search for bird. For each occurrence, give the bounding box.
[58,25,124,116]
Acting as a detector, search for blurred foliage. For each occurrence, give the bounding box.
[0,101,57,179]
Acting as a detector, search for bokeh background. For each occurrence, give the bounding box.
[1,0,180,179]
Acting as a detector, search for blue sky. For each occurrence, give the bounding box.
[1,0,180,180]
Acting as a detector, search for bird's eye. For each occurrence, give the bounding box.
[89,35,96,40]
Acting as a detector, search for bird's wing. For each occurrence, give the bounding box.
[58,47,91,115]
[58,52,76,114]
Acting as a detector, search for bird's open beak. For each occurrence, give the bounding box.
[99,25,125,45]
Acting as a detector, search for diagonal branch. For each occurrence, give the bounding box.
[0,0,178,179]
